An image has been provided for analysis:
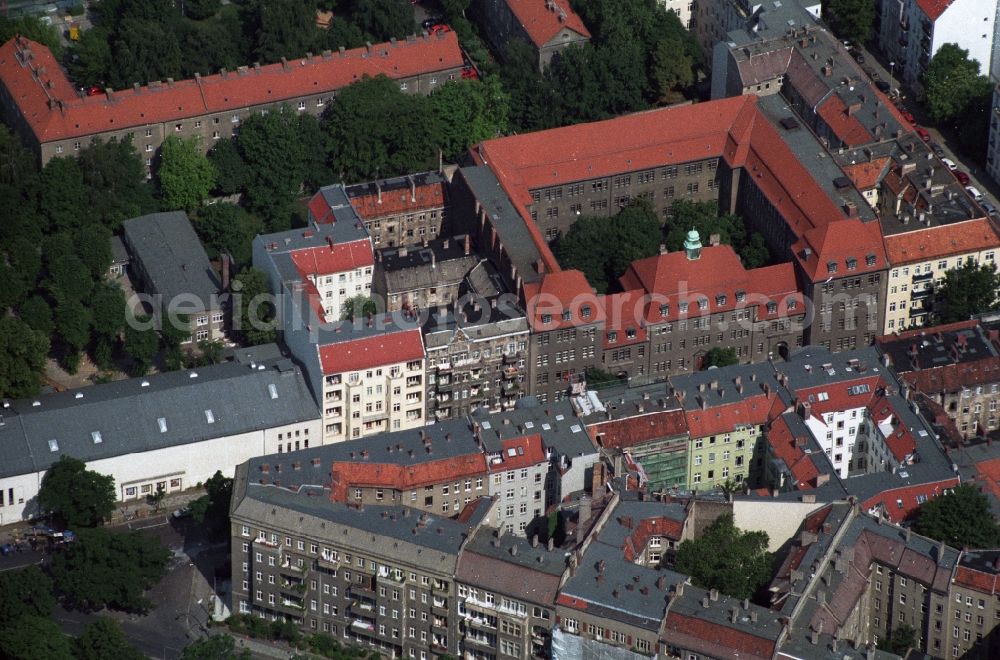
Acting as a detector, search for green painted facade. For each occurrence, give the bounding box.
[686,424,762,492]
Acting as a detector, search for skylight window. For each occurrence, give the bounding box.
[158,417,168,433]
[817,392,829,401]
[268,384,278,400]
[91,431,102,444]
[48,439,59,452]
[507,448,517,457]
[205,409,215,424]
[848,384,870,396]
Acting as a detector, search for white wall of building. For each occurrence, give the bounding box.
[732,499,825,551]
[0,418,320,526]
[804,406,866,479]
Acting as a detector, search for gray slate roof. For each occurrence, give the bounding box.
[232,464,491,574]
[122,211,221,306]
[469,398,597,460]
[0,353,318,479]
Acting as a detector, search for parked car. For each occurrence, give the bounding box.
[966,186,985,201]
[982,201,998,217]
[955,171,970,185]
[429,24,451,34]
[941,158,958,171]
[930,142,945,157]
[875,80,891,93]
[85,85,102,97]
[421,17,443,29]
[915,126,930,142]
[172,508,191,519]
[900,110,916,125]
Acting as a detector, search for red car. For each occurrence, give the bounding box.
[955,171,970,185]
[430,24,451,35]
[915,126,930,142]
[85,85,102,96]
[460,66,478,80]
[900,110,915,124]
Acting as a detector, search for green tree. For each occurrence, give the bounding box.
[935,261,1000,323]
[236,109,309,229]
[39,158,88,232]
[77,137,157,230]
[55,298,93,372]
[429,77,510,160]
[0,566,55,625]
[244,0,320,64]
[107,18,184,90]
[556,199,661,293]
[664,200,769,268]
[181,634,251,660]
[90,283,128,343]
[876,624,918,656]
[46,252,94,303]
[703,347,738,369]
[324,75,439,182]
[342,295,377,321]
[74,617,145,660]
[652,37,694,104]
[184,0,222,20]
[233,268,278,345]
[75,224,114,280]
[922,44,992,124]
[0,317,49,399]
[585,366,624,387]
[345,0,415,41]
[822,0,875,45]
[38,455,116,529]
[674,514,772,599]
[208,139,247,196]
[18,295,54,337]
[0,15,64,58]
[194,204,264,268]
[67,28,113,88]
[49,527,171,613]
[912,484,1000,548]
[123,314,159,375]
[157,136,217,211]
[0,616,73,660]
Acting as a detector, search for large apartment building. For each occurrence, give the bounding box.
[0,33,464,170]
[469,0,590,70]
[345,172,448,249]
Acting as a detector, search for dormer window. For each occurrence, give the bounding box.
[716,294,727,306]
[608,331,618,343]
[735,290,746,303]
[827,261,837,274]
[679,302,689,314]
[866,254,876,266]
[541,314,552,324]
[846,258,857,271]
[626,328,636,339]
[767,301,778,314]
[581,306,592,319]
[562,310,571,321]
[659,304,669,317]
[698,298,708,311]
[788,299,798,310]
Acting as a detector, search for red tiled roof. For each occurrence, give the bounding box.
[916,0,956,21]
[330,453,487,501]
[792,376,884,419]
[319,328,424,373]
[973,456,1000,514]
[954,565,1000,595]
[523,270,602,331]
[684,394,771,439]
[816,95,873,147]
[348,181,446,220]
[289,239,374,277]
[884,218,1000,265]
[487,434,548,472]
[663,611,777,660]
[767,415,821,489]
[619,246,802,323]
[842,157,891,191]
[588,410,689,450]
[504,0,590,48]
[861,477,959,523]
[0,33,463,144]
[600,290,649,347]
[623,516,684,562]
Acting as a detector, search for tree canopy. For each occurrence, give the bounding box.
[74,617,145,660]
[157,136,217,211]
[934,261,1000,323]
[922,44,992,125]
[50,527,171,613]
[555,200,662,293]
[665,200,771,268]
[0,566,55,626]
[876,624,918,656]
[674,514,772,599]
[703,347,739,369]
[0,615,73,660]
[38,455,116,529]
[822,0,875,45]
[233,268,278,346]
[912,484,1000,548]
[181,634,251,660]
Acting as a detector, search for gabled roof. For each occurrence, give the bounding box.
[487,433,548,472]
[588,409,689,450]
[345,171,447,220]
[916,0,957,21]
[329,453,488,500]
[289,239,374,277]
[318,327,424,374]
[0,34,463,144]
[503,0,591,49]
[684,394,771,438]
[883,217,1000,265]
[523,270,601,331]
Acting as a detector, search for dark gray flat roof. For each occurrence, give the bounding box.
[0,352,318,479]
[122,211,221,305]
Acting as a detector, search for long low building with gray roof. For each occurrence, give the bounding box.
[0,348,319,524]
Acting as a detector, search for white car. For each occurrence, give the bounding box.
[941,158,958,171]
[966,186,985,202]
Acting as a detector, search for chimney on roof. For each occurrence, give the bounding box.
[133,82,140,92]
[339,46,346,56]
[408,174,416,202]
[464,233,471,256]
[843,201,857,217]
[281,56,290,71]
[104,88,114,100]
[730,608,738,623]
[710,589,719,601]
[536,258,545,275]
